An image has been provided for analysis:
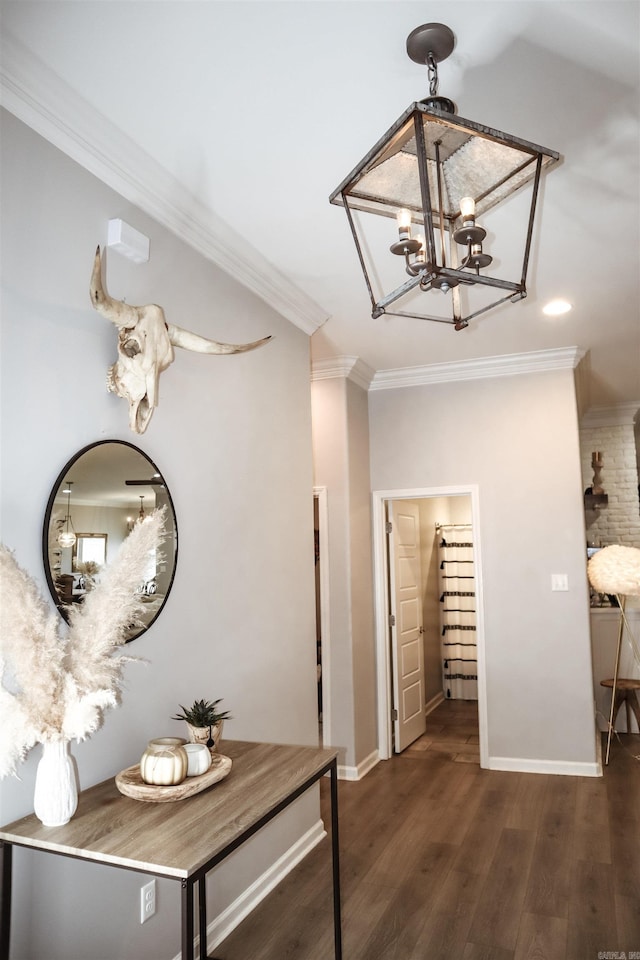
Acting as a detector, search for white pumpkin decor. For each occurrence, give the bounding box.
[140,739,188,786]
[183,743,213,777]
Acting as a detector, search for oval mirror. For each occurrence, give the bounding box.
[43,440,178,641]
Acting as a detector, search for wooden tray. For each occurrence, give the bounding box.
[115,754,232,802]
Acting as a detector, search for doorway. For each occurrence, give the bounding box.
[372,485,488,766]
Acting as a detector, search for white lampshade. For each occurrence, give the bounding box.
[588,545,640,597]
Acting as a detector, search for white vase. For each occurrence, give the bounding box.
[33,740,78,827]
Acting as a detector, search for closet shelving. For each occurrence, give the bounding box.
[437,522,477,700]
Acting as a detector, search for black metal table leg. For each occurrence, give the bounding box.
[1,841,12,960]
[198,876,207,960]
[330,761,342,960]
[182,877,195,960]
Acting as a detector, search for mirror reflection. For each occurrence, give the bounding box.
[43,440,178,641]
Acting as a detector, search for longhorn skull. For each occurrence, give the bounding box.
[90,246,271,434]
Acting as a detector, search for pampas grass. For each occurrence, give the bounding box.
[0,509,165,778]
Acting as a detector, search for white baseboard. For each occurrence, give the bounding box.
[338,749,379,781]
[488,755,602,777]
[425,692,445,716]
[172,819,326,960]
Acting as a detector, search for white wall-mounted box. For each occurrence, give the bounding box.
[107,218,150,263]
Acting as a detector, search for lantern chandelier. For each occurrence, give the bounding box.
[329,23,560,330]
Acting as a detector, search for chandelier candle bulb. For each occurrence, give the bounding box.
[391,209,422,257]
[397,208,413,240]
[459,196,476,221]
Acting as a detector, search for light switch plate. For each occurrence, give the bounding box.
[551,574,569,591]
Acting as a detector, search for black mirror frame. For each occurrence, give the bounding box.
[42,439,178,642]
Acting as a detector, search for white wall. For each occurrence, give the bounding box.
[369,368,598,773]
[0,110,320,960]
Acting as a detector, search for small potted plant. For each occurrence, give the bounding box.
[172,698,231,753]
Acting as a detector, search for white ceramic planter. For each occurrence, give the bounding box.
[33,740,78,827]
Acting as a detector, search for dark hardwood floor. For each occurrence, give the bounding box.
[214,700,640,960]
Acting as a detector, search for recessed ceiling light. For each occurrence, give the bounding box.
[543,299,572,316]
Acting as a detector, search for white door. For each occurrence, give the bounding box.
[388,501,426,752]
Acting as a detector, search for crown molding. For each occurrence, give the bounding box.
[311,357,375,390]
[0,32,329,337]
[580,402,640,428]
[369,347,586,391]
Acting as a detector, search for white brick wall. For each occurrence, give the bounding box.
[580,422,640,547]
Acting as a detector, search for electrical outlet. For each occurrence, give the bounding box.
[140,879,156,924]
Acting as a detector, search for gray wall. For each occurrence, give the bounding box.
[311,376,377,774]
[1,110,319,959]
[311,378,354,766]
[369,369,597,770]
[345,379,377,767]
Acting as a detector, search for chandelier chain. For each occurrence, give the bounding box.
[427,53,438,98]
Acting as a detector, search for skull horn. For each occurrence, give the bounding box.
[91,246,272,354]
[167,324,272,354]
[90,246,140,329]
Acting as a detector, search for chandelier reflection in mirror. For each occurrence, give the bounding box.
[57,481,77,548]
[329,23,560,330]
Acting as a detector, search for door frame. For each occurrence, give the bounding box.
[314,486,331,748]
[372,484,488,766]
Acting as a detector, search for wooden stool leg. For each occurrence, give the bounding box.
[605,599,626,765]
[611,690,624,730]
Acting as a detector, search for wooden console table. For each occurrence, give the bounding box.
[0,740,342,960]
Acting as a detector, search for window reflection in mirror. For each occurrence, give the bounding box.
[43,441,178,641]
[74,533,108,567]
[56,533,109,601]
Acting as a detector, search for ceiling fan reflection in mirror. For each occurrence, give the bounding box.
[125,476,164,486]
